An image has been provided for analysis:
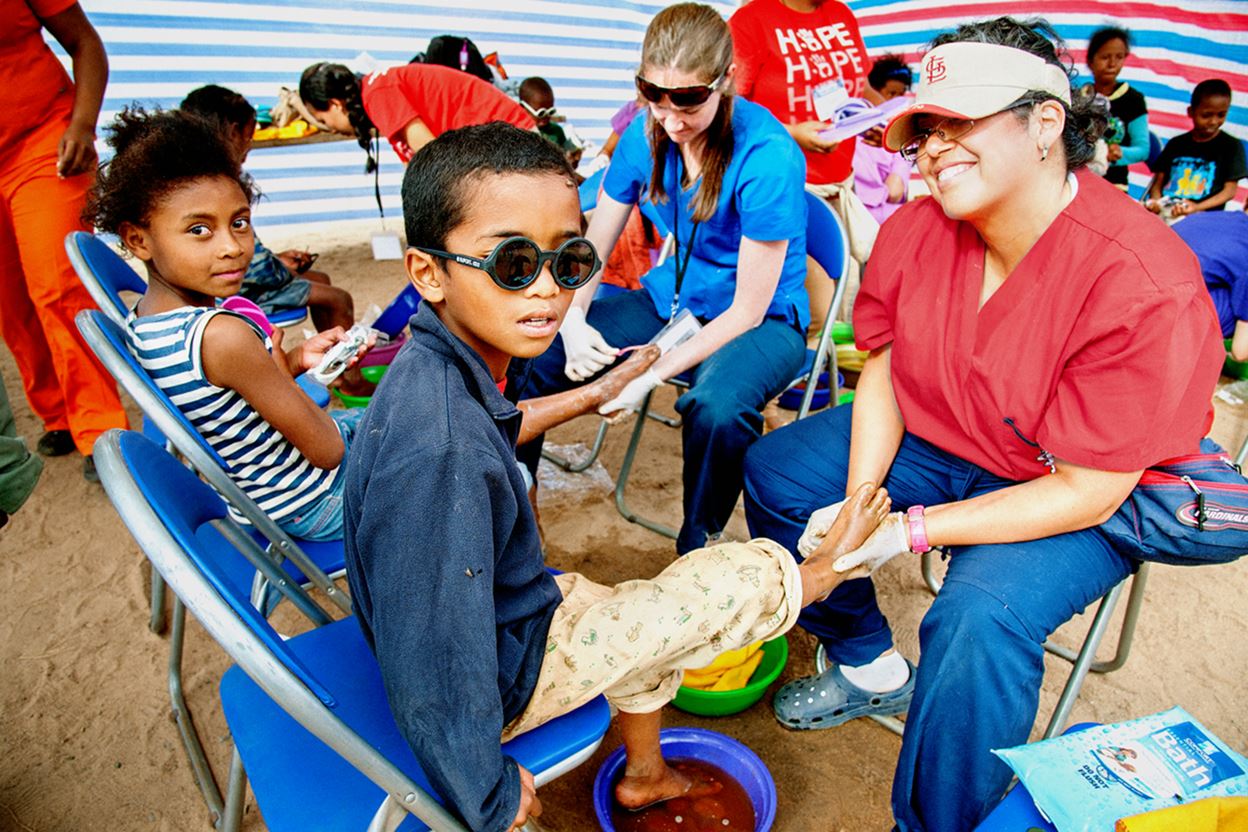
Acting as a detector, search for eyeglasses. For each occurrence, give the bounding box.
[520,100,558,120]
[635,71,726,109]
[417,236,601,291]
[899,117,978,162]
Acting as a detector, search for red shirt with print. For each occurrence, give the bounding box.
[730,0,868,184]
[361,63,535,162]
[854,170,1222,480]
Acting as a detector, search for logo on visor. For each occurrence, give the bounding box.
[925,56,948,85]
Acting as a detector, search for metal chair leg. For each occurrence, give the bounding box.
[219,746,248,832]
[1043,579,1126,738]
[1043,563,1149,674]
[150,569,167,634]
[541,419,610,473]
[614,390,678,539]
[169,597,225,823]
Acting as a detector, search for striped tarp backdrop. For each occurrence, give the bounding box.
[58,0,1247,232]
[850,0,1248,201]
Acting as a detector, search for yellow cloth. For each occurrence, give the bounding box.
[1115,796,1248,831]
[681,641,765,691]
[252,119,318,141]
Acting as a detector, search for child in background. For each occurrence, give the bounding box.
[853,55,913,225]
[1147,79,1246,218]
[86,108,371,541]
[1085,26,1150,190]
[180,85,356,333]
[518,76,583,172]
[343,121,892,831]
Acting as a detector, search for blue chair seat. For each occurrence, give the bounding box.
[266,306,308,327]
[221,617,611,832]
[244,528,344,586]
[296,376,330,408]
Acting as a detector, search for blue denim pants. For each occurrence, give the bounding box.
[517,289,805,553]
[280,407,365,541]
[743,401,1134,832]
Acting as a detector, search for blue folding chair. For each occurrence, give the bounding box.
[97,429,611,832]
[65,231,330,408]
[610,189,852,539]
[76,308,350,825]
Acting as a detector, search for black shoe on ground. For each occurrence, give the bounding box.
[37,430,75,457]
[83,455,100,484]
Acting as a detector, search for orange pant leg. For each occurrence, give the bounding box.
[0,194,69,431]
[0,120,127,454]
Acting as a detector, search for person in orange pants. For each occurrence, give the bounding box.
[0,0,127,482]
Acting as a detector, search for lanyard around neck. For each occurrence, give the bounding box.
[669,152,700,321]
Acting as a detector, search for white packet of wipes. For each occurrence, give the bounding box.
[993,706,1248,831]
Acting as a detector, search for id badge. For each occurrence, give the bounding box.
[649,308,702,355]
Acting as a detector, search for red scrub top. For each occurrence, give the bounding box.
[361,63,535,163]
[854,169,1223,480]
[2,0,76,149]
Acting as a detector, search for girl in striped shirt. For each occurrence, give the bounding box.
[86,107,371,540]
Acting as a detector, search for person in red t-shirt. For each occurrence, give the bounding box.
[0,0,128,482]
[299,61,535,164]
[742,18,1223,832]
[730,0,867,185]
[730,0,872,340]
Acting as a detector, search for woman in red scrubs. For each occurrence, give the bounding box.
[742,17,1224,832]
[298,61,534,164]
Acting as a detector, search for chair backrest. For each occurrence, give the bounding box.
[65,231,148,324]
[803,189,850,283]
[75,308,350,617]
[93,430,464,831]
[373,284,422,339]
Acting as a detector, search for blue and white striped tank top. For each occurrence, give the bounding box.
[125,306,338,523]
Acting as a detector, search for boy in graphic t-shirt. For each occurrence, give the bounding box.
[1147,79,1246,218]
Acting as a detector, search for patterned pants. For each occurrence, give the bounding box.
[503,539,802,739]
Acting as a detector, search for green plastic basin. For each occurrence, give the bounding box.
[1225,339,1248,380]
[671,636,789,717]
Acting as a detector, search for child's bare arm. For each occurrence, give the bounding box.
[1185,180,1240,214]
[200,315,346,469]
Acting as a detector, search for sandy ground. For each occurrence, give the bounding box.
[3,231,1248,832]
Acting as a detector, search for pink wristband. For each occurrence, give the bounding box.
[906,505,930,554]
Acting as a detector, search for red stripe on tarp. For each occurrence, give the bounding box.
[855,2,1248,32]
[1066,51,1248,92]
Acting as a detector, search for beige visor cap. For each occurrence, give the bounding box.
[883,42,1073,152]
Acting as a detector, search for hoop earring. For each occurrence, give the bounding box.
[1040,144,1050,162]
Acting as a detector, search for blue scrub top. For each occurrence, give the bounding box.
[604,97,810,330]
[1173,211,1248,337]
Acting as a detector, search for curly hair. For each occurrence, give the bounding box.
[931,17,1106,171]
[84,106,254,237]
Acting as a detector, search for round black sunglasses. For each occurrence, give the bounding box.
[417,236,601,291]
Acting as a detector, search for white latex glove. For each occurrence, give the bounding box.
[797,499,848,558]
[560,306,617,381]
[832,512,912,575]
[598,369,663,416]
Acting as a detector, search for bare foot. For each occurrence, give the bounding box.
[816,483,891,560]
[334,366,376,397]
[798,483,890,604]
[586,344,661,406]
[615,759,721,811]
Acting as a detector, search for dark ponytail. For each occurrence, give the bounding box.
[300,62,377,168]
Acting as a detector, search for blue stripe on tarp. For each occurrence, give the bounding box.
[103,70,637,92]
[88,13,644,45]
[859,27,1248,64]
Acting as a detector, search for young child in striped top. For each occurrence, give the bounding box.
[86,107,371,540]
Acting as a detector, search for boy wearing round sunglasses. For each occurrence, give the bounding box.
[342,122,893,831]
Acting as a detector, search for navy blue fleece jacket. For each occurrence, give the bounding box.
[342,303,561,831]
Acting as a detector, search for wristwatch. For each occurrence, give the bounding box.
[906,505,931,554]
